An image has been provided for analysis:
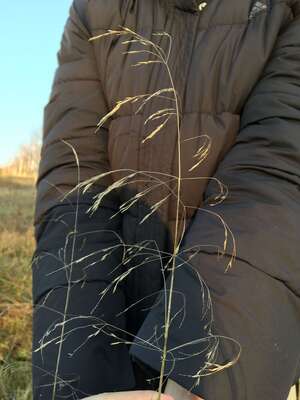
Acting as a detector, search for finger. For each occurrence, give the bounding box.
[164,379,204,400]
[85,390,174,400]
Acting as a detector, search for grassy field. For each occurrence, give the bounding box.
[0,175,297,400]
[0,176,34,400]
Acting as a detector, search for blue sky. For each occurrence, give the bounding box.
[0,1,72,166]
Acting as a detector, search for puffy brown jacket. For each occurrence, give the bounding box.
[32,0,300,399]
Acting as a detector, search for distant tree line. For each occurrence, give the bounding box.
[0,132,41,178]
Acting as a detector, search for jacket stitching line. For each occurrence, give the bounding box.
[91,21,248,34]
[108,111,240,120]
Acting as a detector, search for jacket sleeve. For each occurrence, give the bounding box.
[31,1,137,397]
[129,5,300,398]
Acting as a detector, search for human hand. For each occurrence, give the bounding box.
[164,379,204,400]
[83,390,174,400]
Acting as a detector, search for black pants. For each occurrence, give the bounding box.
[32,280,166,399]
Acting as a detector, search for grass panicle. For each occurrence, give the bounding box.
[31,26,239,399]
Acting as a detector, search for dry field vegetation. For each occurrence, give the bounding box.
[0,175,34,399]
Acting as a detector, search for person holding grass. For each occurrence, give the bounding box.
[31,0,300,399]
